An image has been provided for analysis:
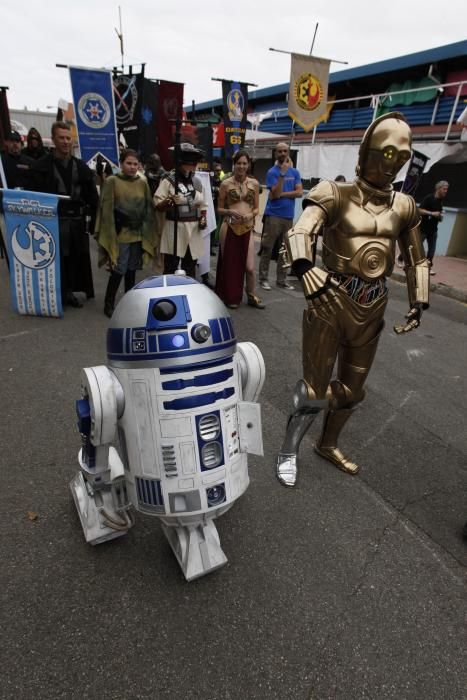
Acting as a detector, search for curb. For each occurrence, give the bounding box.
[391,271,467,305]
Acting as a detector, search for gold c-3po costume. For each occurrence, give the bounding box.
[276,112,430,487]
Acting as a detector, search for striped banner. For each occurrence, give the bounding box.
[2,189,63,317]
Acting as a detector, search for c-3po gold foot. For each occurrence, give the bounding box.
[314,445,359,475]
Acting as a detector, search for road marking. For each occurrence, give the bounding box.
[361,391,416,447]
[406,348,425,361]
[0,328,41,340]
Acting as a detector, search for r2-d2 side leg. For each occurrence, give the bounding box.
[70,367,133,545]
[276,380,327,487]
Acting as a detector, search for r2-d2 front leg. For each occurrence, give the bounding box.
[70,366,134,545]
[159,341,266,581]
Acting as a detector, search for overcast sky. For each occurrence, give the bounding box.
[3,0,466,112]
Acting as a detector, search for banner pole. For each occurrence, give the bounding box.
[309,23,319,55]
[269,48,348,65]
[0,152,7,188]
[173,117,181,266]
[211,78,258,87]
[0,163,10,268]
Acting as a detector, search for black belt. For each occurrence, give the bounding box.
[166,214,199,223]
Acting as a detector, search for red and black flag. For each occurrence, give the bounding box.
[0,87,11,147]
[156,80,184,170]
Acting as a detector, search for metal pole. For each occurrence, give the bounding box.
[211,77,258,87]
[173,117,181,263]
[444,82,464,142]
[0,158,10,267]
[372,95,380,121]
[0,187,10,270]
[115,6,124,73]
[0,214,9,270]
[310,23,319,55]
[269,47,348,65]
[0,152,7,188]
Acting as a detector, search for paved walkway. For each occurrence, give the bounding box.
[392,255,467,304]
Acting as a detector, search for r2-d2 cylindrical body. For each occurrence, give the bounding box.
[70,274,265,580]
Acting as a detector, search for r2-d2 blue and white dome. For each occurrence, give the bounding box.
[70,274,265,580]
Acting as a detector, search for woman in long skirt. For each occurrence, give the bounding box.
[215,150,264,309]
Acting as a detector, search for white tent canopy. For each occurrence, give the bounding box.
[297,141,467,182]
[244,129,284,142]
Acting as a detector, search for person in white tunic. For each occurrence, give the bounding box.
[154,143,207,278]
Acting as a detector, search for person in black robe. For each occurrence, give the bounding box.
[31,121,98,307]
[0,130,33,189]
[22,127,47,160]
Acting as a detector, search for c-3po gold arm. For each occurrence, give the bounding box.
[285,204,327,266]
[394,224,430,334]
[280,204,341,308]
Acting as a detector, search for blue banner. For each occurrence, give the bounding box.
[2,189,63,317]
[222,80,248,158]
[69,66,119,167]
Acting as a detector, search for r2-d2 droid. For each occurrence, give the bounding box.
[70,275,265,580]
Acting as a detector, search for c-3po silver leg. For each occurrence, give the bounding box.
[276,380,328,487]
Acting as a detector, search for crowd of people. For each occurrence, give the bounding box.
[0,124,451,317]
[0,124,300,316]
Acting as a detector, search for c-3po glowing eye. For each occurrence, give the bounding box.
[383,147,395,160]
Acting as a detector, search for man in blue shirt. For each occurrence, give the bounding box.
[259,142,303,290]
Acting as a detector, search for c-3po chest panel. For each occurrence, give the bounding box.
[322,190,409,280]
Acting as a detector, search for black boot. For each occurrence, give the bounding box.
[124,270,136,292]
[104,272,122,318]
[201,272,214,289]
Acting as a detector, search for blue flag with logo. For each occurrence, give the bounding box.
[2,189,63,317]
[69,66,119,167]
[222,80,248,158]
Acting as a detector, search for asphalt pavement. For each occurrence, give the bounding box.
[1,246,466,700]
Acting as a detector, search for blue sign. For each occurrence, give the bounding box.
[69,66,119,167]
[2,189,63,317]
